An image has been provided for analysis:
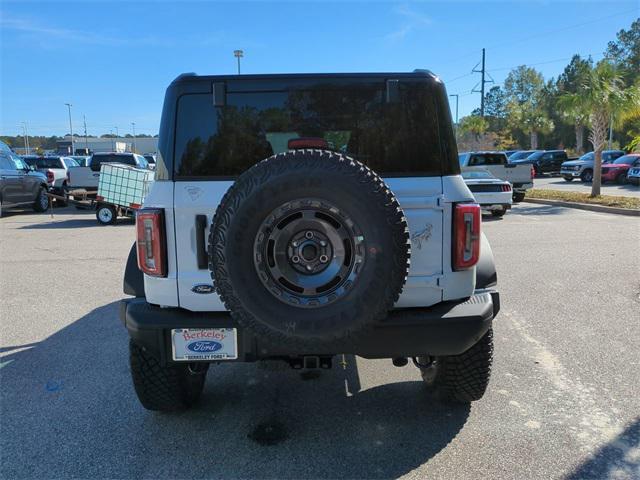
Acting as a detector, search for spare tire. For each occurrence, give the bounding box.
[209,149,410,349]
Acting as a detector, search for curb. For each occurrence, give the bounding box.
[522,198,640,217]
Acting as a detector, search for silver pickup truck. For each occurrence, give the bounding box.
[68,152,149,191]
[458,151,533,202]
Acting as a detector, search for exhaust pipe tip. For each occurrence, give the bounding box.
[392,357,408,367]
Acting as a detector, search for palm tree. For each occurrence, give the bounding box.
[557,95,589,154]
[564,60,640,196]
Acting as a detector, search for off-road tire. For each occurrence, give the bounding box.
[209,149,410,350]
[33,186,49,212]
[513,192,525,203]
[419,328,493,403]
[129,341,208,411]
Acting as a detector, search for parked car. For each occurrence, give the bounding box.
[68,152,149,191]
[458,151,533,202]
[121,70,500,412]
[627,159,640,185]
[23,155,79,201]
[560,150,625,182]
[601,154,640,184]
[508,150,540,162]
[462,170,512,217]
[0,141,49,216]
[502,150,519,158]
[511,150,576,175]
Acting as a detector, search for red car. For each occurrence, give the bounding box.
[601,154,640,184]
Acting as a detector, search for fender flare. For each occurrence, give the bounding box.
[476,232,497,288]
[123,243,145,297]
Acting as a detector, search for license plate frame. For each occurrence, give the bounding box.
[171,328,238,361]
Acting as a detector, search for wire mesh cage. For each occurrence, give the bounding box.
[97,163,154,209]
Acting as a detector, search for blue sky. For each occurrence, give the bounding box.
[1,1,637,136]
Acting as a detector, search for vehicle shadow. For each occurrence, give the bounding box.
[0,302,470,480]
[564,417,640,480]
[19,216,135,229]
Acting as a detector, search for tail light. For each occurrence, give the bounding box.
[46,170,55,184]
[530,166,535,179]
[136,209,167,277]
[501,184,512,192]
[453,203,481,271]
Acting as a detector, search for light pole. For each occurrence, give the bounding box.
[21,122,30,154]
[449,94,459,126]
[233,49,244,75]
[131,122,137,153]
[65,103,74,155]
[110,129,114,151]
[114,126,119,152]
[83,115,89,153]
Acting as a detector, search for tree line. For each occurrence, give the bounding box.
[0,133,159,153]
[457,20,639,158]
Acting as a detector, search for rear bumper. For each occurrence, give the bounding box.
[120,290,499,365]
[512,182,533,192]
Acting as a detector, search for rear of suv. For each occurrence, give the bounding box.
[121,71,500,411]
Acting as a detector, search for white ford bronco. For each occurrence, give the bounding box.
[121,71,500,411]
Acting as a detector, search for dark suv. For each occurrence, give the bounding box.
[511,150,573,175]
[121,71,500,411]
[0,141,49,216]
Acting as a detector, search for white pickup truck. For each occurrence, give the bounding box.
[68,152,149,191]
[458,151,533,202]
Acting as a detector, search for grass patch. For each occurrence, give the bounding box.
[527,189,640,210]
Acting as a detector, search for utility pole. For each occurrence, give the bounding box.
[83,115,89,152]
[472,48,493,118]
[449,94,459,126]
[131,122,137,153]
[65,103,74,154]
[233,49,244,74]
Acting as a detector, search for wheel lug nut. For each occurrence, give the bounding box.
[319,255,328,263]
[292,241,298,247]
[292,256,300,263]
[320,241,326,246]
[305,231,314,239]
[306,265,313,271]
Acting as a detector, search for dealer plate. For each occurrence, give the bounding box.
[171,328,237,361]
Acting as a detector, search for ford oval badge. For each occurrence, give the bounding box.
[187,341,222,353]
[191,284,215,294]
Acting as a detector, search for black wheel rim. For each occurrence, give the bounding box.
[253,198,365,308]
[39,190,48,209]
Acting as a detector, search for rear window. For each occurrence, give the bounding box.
[90,154,136,171]
[30,157,64,169]
[174,81,457,178]
[466,153,506,166]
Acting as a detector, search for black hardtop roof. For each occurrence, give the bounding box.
[171,70,439,85]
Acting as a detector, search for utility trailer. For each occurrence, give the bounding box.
[48,163,154,225]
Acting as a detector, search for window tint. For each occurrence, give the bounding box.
[34,157,64,169]
[174,81,452,178]
[467,154,506,166]
[90,154,135,171]
[0,152,15,170]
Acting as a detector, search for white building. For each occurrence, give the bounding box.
[58,136,158,155]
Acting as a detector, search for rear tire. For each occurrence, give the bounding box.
[491,209,506,218]
[129,341,208,411]
[96,204,117,225]
[418,328,493,403]
[616,172,627,185]
[33,187,49,212]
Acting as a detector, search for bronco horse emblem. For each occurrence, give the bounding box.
[411,223,433,250]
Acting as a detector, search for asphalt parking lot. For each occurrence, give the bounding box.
[1,204,639,480]
[534,175,640,198]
